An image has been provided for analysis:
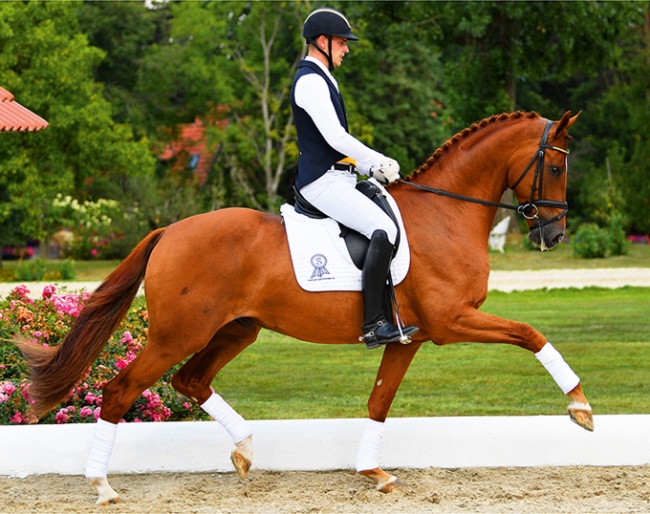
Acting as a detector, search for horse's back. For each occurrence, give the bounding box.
[144,207,289,306]
[155,207,283,259]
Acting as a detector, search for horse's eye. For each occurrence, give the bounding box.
[550,166,562,177]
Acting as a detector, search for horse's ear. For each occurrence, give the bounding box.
[553,110,581,138]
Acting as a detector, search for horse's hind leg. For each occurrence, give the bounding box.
[171,320,261,481]
[85,340,196,504]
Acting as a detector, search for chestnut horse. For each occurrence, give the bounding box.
[19,111,593,504]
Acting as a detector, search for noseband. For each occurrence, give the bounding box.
[398,119,570,229]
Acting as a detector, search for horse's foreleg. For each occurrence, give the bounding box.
[171,321,261,481]
[432,309,594,431]
[357,342,422,492]
[535,341,594,431]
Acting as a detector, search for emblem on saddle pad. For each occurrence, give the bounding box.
[280,179,411,293]
[310,254,331,280]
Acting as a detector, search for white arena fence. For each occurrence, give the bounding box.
[2,415,649,477]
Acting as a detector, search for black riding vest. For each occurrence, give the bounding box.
[290,60,349,190]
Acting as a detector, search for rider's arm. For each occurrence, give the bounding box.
[294,73,383,174]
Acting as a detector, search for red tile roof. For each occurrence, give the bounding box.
[0,86,49,132]
[159,117,222,184]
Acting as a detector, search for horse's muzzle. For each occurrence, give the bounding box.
[528,222,565,251]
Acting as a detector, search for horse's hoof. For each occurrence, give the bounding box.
[359,468,402,493]
[87,477,120,505]
[100,498,122,506]
[230,450,252,481]
[377,475,403,493]
[568,401,594,432]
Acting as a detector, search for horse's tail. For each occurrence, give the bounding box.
[16,227,166,418]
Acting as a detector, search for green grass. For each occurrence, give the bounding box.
[489,235,650,270]
[65,260,122,280]
[0,259,121,281]
[212,287,650,419]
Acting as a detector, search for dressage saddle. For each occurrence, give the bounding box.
[292,181,401,269]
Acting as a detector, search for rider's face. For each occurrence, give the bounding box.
[329,36,349,68]
[316,35,349,68]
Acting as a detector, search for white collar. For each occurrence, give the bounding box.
[305,56,338,90]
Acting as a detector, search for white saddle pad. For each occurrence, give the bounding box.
[280,182,410,292]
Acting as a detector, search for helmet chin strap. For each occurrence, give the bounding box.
[309,36,334,71]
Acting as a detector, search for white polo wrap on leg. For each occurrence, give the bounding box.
[85,418,118,479]
[201,392,252,443]
[355,419,385,472]
[535,342,580,394]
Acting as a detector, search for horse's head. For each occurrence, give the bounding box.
[509,111,580,250]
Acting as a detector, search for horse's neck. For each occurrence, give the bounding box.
[398,128,517,239]
[421,133,513,203]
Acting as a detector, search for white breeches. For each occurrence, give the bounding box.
[300,170,398,244]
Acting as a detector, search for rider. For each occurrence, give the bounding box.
[290,7,419,348]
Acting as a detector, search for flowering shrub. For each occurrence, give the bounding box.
[50,194,149,260]
[1,246,35,260]
[0,285,209,425]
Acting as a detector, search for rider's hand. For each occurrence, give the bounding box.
[370,157,400,184]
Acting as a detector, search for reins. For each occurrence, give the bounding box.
[397,120,570,229]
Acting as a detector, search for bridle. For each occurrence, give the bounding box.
[398,120,570,230]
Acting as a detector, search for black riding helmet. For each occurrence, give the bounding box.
[303,8,358,70]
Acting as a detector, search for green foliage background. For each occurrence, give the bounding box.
[1,1,649,252]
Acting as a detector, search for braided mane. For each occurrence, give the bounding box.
[407,111,540,180]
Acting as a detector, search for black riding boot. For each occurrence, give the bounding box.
[362,230,419,349]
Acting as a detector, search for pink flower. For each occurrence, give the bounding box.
[45,291,89,319]
[120,331,133,344]
[93,407,102,419]
[115,358,128,370]
[84,392,100,405]
[11,285,31,300]
[10,412,27,424]
[183,402,191,409]
[80,406,94,418]
[55,408,71,424]
[42,285,57,299]
[1,381,16,395]
[90,248,98,257]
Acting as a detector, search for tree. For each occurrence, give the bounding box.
[76,1,172,137]
[0,2,155,252]
[210,2,307,210]
[567,2,650,233]
[435,1,638,129]
[136,2,307,212]
[337,1,449,173]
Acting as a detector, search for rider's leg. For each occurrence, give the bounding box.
[299,170,398,243]
[300,171,418,348]
[361,230,419,348]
